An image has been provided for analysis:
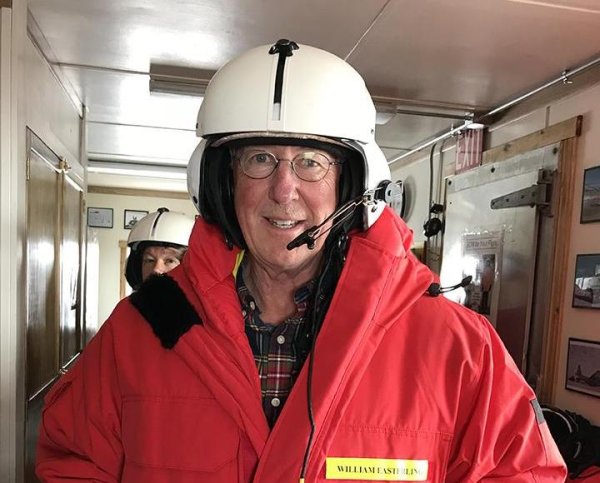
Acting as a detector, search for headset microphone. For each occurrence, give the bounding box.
[287,180,403,251]
[427,275,472,297]
[286,196,362,250]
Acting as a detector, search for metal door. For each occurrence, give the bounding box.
[60,175,83,367]
[440,144,559,379]
[25,130,84,482]
[25,132,61,483]
[26,135,61,399]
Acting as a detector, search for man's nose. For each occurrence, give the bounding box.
[269,160,299,204]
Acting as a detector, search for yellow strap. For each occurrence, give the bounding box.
[232,250,245,278]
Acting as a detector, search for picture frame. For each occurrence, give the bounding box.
[565,338,600,399]
[580,165,600,223]
[124,210,148,230]
[87,207,113,229]
[572,254,600,309]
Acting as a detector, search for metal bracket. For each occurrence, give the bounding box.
[490,169,554,211]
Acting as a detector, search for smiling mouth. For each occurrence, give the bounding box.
[267,218,301,229]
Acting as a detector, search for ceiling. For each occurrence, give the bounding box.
[27,0,600,192]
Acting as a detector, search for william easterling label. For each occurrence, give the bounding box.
[326,457,428,481]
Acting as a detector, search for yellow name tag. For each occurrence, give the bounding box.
[326,457,428,481]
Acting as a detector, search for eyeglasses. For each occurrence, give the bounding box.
[235,149,342,182]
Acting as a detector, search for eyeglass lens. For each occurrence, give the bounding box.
[239,151,334,182]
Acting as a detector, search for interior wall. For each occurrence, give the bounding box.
[487,82,600,425]
[391,80,600,425]
[0,6,24,481]
[86,192,196,325]
[545,82,600,424]
[24,32,83,180]
[0,1,84,479]
[389,143,456,273]
[389,156,434,246]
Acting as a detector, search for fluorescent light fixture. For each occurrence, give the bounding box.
[88,161,187,180]
[372,98,475,126]
[149,79,206,97]
[149,64,214,97]
[375,111,396,125]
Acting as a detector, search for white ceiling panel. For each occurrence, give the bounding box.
[29,0,388,71]
[87,123,198,164]
[27,0,600,191]
[60,66,201,129]
[376,113,462,152]
[87,172,188,192]
[350,0,600,107]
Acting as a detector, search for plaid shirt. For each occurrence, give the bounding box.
[236,261,314,427]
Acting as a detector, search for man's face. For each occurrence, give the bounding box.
[233,144,341,276]
[141,245,185,281]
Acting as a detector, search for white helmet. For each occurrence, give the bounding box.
[188,39,392,248]
[125,208,195,289]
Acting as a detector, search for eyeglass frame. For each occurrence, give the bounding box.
[231,147,344,182]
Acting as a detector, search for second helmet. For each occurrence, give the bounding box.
[125,208,195,290]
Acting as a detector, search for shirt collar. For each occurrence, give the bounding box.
[236,258,315,321]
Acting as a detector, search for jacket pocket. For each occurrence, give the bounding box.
[121,397,239,479]
[323,425,453,482]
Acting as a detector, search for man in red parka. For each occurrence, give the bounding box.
[36,39,566,482]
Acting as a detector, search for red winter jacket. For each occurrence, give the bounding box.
[36,208,566,482]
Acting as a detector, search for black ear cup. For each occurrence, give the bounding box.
[423,203,444,238]
[125,250,143,291]
[376,180,406,218]
[199,146,246,249]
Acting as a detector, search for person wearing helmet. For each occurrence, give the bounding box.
[125,207,195,290]
[37,40,566,482]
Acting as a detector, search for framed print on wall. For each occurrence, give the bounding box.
[580,165,600,223]
[572,253,600,309]
[565,338,600,399]
[87,207,113,228]
[124,210,148,230]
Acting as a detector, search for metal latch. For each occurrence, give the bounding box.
[59,157,71,172]
[490,169,554,211]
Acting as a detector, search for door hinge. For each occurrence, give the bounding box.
[490,169,554,213]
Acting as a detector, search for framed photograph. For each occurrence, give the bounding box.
[572,254,600,309]
[565,338,600,398]
[581,165,600,223]
[87,207,113,228]
[124,209,148,230]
